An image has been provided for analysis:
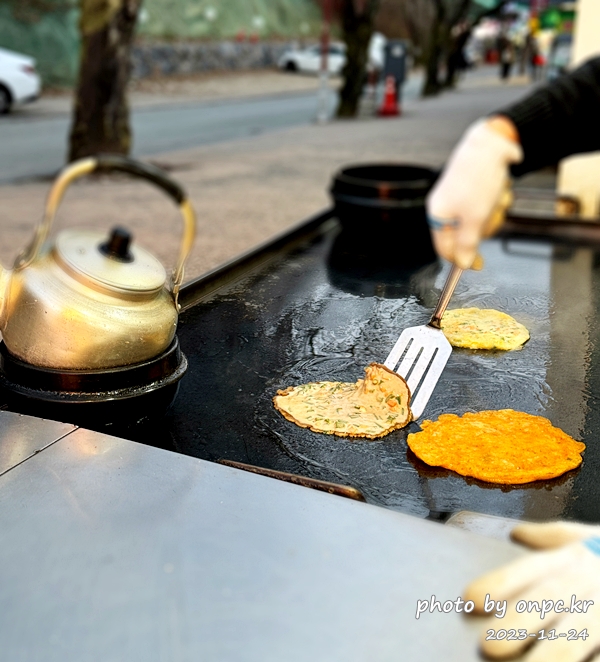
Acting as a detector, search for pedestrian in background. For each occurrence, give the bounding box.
[526,32,543,81]
[497,31,515,81]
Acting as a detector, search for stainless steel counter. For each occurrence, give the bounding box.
[0,412,523,661]
[0,410,75,476]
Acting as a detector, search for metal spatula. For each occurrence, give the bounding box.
[384,264,463,419]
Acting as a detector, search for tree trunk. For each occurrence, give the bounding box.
[398,0,435,66]
[442,0,471,89]
[422,0,444,96]
[337,0,379,118]
[68,0,141,162]
[443,27,470,88]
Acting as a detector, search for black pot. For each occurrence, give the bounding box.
[330,163,439,268]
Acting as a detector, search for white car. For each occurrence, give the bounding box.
[278,34,387,77]
[0,47,41,114]
[278,43,346,75]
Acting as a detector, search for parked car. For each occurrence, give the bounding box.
[278,43,346,75]
[0,47,41,114]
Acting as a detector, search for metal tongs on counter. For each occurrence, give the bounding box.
[384,184,513,420]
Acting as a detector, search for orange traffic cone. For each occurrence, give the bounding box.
[378,75,400,117]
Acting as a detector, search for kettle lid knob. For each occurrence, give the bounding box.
[99,227,134,263]
[55,228,167,294]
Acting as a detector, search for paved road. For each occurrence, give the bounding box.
[0,76,421,185]
[0,92,331,184]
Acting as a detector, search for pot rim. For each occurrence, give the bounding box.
[333,163,439,191]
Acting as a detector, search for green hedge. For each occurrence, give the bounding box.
[0,5,79,86]
[0,0,321,86]
[139,0,321,40]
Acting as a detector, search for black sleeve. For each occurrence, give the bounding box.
[496,57,600,176]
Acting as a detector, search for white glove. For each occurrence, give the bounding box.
[464,521,600,661]
[427,119,523,269]
[511,521,600,550]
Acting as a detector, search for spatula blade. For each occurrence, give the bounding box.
[384,325,452,419]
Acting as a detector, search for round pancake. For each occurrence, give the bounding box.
[407,409,585,484]
[273,363,411,439]
[441,307,529,350]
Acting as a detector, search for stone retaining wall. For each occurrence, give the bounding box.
[131,41,301,79]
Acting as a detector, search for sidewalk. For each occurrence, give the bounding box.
[1,66,535,282]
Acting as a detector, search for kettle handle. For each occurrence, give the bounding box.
[16,155,196,305]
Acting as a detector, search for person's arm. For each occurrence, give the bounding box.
[426,56,600,269]
[500,56,600,175]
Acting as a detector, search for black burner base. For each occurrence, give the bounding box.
[0,338,187,430]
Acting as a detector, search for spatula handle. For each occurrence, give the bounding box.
[428,264,463,329]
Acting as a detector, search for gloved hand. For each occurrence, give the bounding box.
[464,521,600,661]
[426,117,523,270]
[510,521,600,550]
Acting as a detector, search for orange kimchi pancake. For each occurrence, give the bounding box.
[407,409,585,484]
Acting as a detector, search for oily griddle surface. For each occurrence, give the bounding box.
[154,225,600,523]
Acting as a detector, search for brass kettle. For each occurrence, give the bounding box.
[0,155,196,371]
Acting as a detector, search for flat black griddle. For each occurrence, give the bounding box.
[5,209,600,523]
[172,209,600,523]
